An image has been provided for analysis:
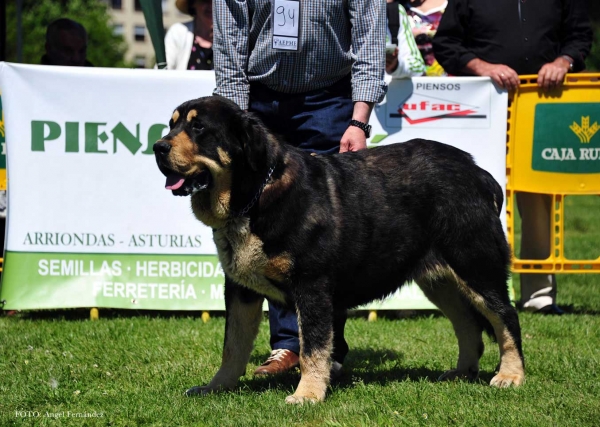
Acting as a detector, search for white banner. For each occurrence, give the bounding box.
[0,63,507,310]
[1,63,217,255]
[370,77,508,231]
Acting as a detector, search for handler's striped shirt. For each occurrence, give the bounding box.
[213,0,388,110]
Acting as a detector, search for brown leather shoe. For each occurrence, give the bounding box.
[254,349,299,375]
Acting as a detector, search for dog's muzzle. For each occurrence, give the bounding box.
[153,140,212,197]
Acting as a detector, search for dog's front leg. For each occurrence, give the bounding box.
[187,277,263,396]
[285,286,334,404]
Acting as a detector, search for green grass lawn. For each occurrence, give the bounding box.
[1,195,599,426]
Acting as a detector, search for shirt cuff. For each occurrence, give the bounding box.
[560,49,585,72]
[213,86,249,111]
[352,79,388,104]
[457,52,478,75]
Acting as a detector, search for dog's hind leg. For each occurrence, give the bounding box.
[455,280,525,387]
[330,307,349,380]
[285,283,334,404]
[186,277,263,396]
[416,270,484,382]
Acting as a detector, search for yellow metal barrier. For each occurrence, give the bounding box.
[507,74,600,273]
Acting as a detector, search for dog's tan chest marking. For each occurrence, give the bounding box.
[213,220,290,303]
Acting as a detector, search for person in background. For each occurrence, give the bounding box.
[164,0,213,70]
[433,0,592,314]
[207,0,387,378]
[41,18,92,67]
[386,0,427,77]
[400,0,447,76]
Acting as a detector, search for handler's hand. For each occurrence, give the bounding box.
[537,58,570,91]
[465,59,520,91]
[339,126,367,153]
[483,64,520,91]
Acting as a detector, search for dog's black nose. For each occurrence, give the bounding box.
[153,141,172,154]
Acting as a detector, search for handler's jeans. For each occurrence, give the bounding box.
[248,75,353,361]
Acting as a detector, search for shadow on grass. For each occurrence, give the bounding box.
[556,305,600,315]
[239,348,496,394]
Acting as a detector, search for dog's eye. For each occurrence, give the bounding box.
[192,122,205,132]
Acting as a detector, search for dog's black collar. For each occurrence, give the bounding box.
[235,165,276,217]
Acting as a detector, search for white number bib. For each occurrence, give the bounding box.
[271,0,301,52]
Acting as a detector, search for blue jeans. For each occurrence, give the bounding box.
[249,76,353,357]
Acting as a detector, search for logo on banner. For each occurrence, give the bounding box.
[532,104,600,173]
[569,116,599,143]
[30,120,168,155]
[390,94,487,125]
[385,80,491,129]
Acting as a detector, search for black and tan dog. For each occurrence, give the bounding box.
[153,96,524,404]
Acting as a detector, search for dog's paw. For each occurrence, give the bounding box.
[438,369,478,382]
[330,361,343,381]
[285,394,319,405]
[490,373,524,388]
[185,385,226,396]
[185,385,210,396]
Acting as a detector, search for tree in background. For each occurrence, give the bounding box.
[6,0,129,68]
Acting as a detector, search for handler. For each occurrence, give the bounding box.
[212,0,388,375]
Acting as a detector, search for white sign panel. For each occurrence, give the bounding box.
[1,64,217,255]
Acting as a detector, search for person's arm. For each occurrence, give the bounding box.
[431,0,475,76]
[342,0,387,152]
[534,0,592,91]
[340,101,375,153]
[386,4,426,78]
[212,0,250,109]
[433,0,519,90]
[536,0,593,90]
[558,0,593,73]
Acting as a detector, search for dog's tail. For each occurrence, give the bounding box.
[479,169,504,217]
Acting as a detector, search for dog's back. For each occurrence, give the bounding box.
[285,139,509,307]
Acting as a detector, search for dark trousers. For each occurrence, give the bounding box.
[248,76,353,357]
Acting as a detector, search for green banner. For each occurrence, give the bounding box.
[0,251,443,311]
[0,252,227,310]
[532,103,600,173]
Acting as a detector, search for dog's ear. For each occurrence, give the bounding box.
[241,113,269,172]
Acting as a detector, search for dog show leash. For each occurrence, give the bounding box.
[235,165,276,217]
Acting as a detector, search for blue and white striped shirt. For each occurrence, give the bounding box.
[213,0,388,110]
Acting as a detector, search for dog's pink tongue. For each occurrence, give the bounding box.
[165,174,185,190]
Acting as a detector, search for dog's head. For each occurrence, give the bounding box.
[154,96,278,225]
